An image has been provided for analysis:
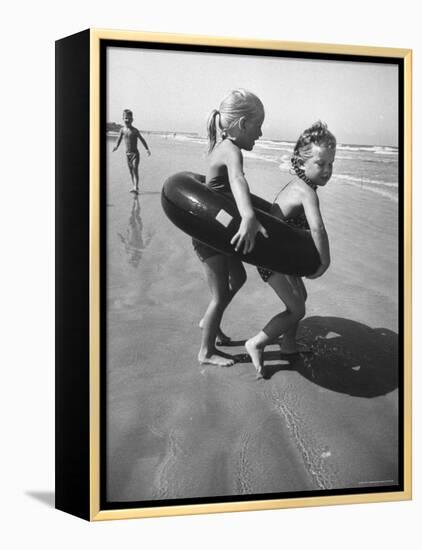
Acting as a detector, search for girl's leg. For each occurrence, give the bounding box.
[245,273,305,377]
[227,257,247,297]
[279,277,310,353]
[198,255,234,366]
[199,258,246,345]
[218,258,246,344]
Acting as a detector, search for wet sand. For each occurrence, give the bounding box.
[106,135,399,502]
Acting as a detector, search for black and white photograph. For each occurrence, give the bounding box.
[4,0,421,545]
[103,39,404,508]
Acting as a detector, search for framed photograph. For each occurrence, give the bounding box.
[55,29,412,521]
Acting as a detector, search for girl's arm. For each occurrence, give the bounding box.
[225,145,268,253]
[113,129,123,151]
[302,189,330,278]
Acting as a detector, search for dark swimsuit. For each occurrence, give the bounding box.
[257,173,317,282]
[192,168,233,262]
[192,168,317,272]
[126,150,140,170]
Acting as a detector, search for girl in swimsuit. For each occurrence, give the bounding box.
[246,121,336,378]
[195,89,268,366]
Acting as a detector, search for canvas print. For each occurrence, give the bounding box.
[104,43,400,506]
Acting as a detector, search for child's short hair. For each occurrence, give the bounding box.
[123,109,133,117]
[291,121,336,174]
[206,89,264,153]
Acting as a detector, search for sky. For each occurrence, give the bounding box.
[107,46,399,146]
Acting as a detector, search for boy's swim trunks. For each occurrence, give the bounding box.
[126,151,140,170]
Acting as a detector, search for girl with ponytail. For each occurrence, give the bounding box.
[194,89,268,367]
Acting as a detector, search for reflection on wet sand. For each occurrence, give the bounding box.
[117,196,152,268]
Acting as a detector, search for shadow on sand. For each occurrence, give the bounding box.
[237,316,399,397]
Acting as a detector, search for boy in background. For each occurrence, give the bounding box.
[113,109,151,194]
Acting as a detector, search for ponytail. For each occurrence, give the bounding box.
[206,109,220,154]
[206,89,265,155]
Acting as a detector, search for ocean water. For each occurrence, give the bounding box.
[172,134,399,203]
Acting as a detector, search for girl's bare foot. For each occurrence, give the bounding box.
[198,351,235,366]
[245,338,264,379]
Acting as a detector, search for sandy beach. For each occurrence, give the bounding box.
[106,134,399,503]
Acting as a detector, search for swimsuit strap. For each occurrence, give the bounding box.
[272,178,294,205]
[272,169,317,206]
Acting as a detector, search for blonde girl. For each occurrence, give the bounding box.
[194,89,268,366]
